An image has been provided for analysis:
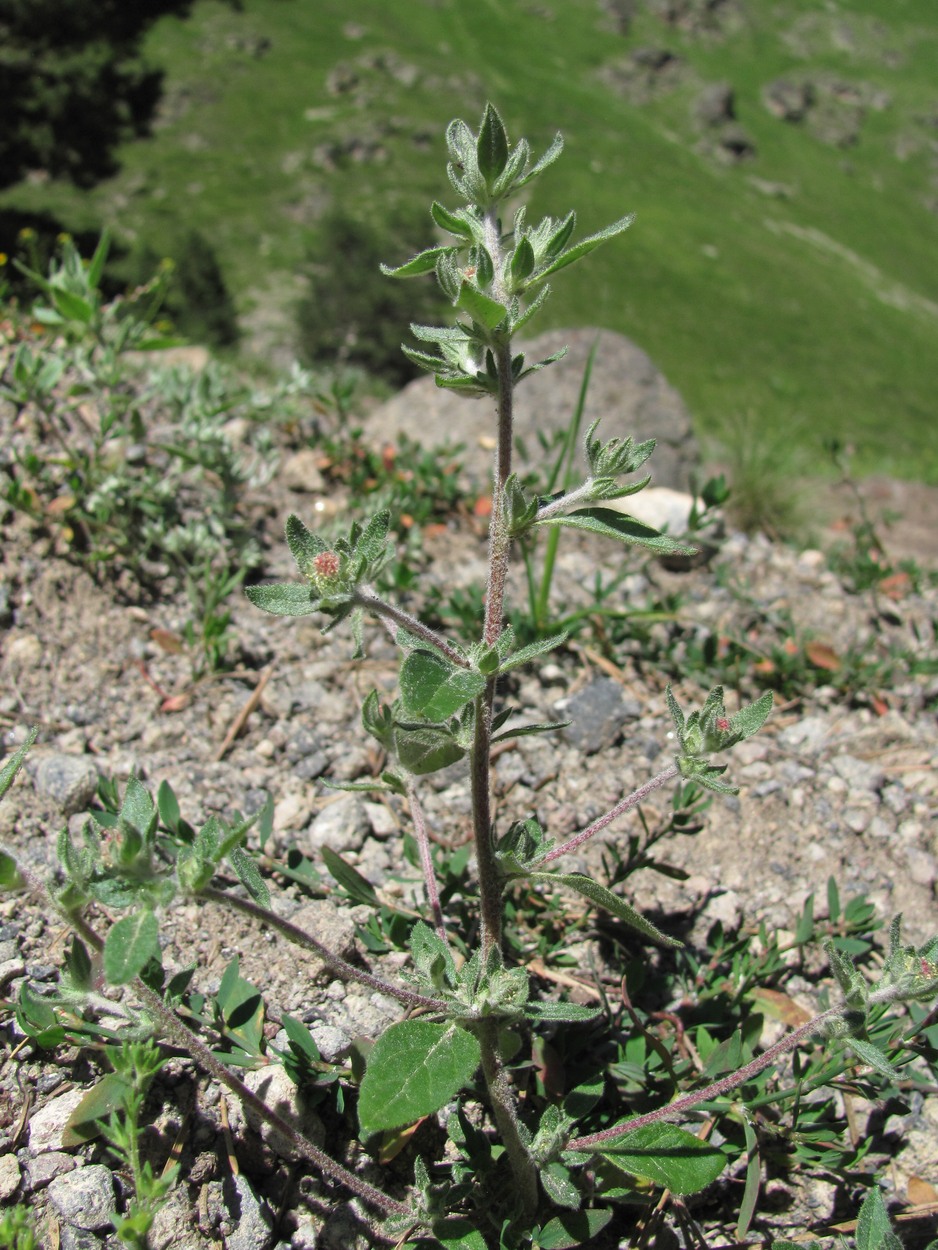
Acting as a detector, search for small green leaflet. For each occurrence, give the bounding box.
[529,872,681,948]
[321,846,380,908]
[536,1210,614,1250]
[455,281,508,330]
[597,1122,726,1194]
[358,1020,481,1137]
[855,1186,903,1250]
[103,910,160,985]
[399,650,485,723]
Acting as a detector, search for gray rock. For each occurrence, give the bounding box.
[0,1151,20,1201]
[309,1022,352,1062]
[281,447,325,494]
[30,753,98,816]
[308,794,370,853]
[288,899,358,974]
[222,1172,273,1250]
[24,1149,76,1191]
[48,1163,116,1231]
[831,754,884,793]
[241,1064,326,1160]
[695,81,735,126]
[28,1087,88,1154]
[58,1228,102,1250]
[364,328,699,490]
[559,677,633,754]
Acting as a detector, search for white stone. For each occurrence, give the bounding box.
[27,1087,87,1154]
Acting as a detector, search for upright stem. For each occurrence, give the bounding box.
[471,208,515,962]
[478,1020,539,1218]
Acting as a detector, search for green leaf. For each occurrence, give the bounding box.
[524,1001,602,1023]
[509,237,536,285]
[455,281,508,330]
[286,513,327,572]
[215,957,265,1059]
[0,851,25,892]
[499,633,568,673]
[400,650,485,723]
[103,910,160,985]
[245,582,318,616]
[120,776,157,842]
[321,846,380,908]
[228,845,270,909]
[381,246,455,278]
[430,202,476,240]
[516,131,564,188]
[432,1218,489,1250]
[476,103,509,186]
[540,1163,581,1209]
[597,1123,726,1194]
[847,1037,899,1080]
[0,728,37,802]
[358,1021,481,1136]
[730,690,774,740]
[354,510,391,565]
[537,1210,613,1250]
[62,1071,132,1147]
[534,215,635,280]
[538,508,695,555]
[52,287,94,324]
[856,1187,903,1250]
[530,873,681,948]
[281,1013,321,1063]
[86,230,111,291]
[392,717,466,775]
[491,719,571,746]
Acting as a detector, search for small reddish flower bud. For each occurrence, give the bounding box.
[716,717,730,733]
[313,551,340,579]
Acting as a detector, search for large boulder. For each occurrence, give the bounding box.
[362,327,699,490]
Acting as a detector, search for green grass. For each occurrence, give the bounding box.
[4,0,937,479]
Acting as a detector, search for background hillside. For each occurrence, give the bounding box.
[2,0,937,479]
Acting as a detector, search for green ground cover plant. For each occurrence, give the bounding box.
[2,105,937,1249]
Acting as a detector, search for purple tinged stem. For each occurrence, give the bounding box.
[538,764,679,864]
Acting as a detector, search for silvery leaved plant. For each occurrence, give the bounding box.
[3,106,937,1250]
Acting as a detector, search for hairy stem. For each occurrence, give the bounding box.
[355,587,468,668]
[406,779,446,939]
[199,885,446,1012]
[537,764,679,863]
[478,1020,538,1218]
[567,1005,841,1152]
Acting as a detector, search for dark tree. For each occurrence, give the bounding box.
[0,0,192,190]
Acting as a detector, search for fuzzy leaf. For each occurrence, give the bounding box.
[399,650,485,723]
[597,1123,726,1194]
[847,1037,899,1080]
[245,582,318,617]
[538,508,695,555]
[103,910,160,986]
[856,1187,903,1250]
[524,1000,602,1023]
[394,722,466,775]
[499,633,568,673]
[228,846,270,909]
[285,513,327,571]
[0,852,25,892]
[535,215,635,280]
[0,728,37,802]
[455,280,508,330]
[381,246,455,278]
[358,1021,480,1136]
[531,873,681,947]
[730,690,774,740]
[537,1210,614,1250]
[476,103,509,186]
[430,202,477,240]
[432,1219,489,1250]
